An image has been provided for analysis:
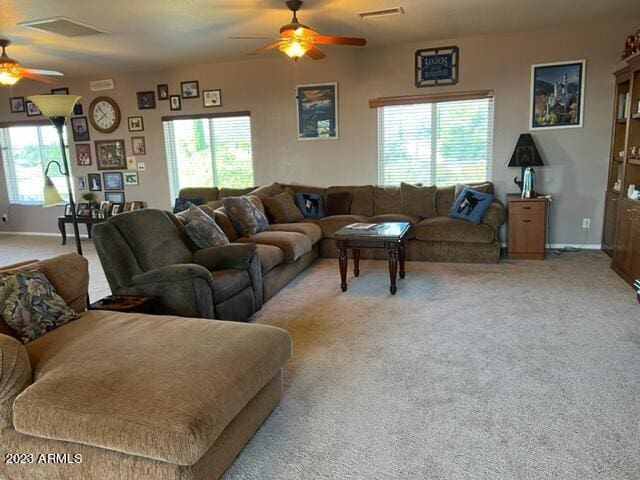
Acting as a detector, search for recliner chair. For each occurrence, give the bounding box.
[92,209,262,321]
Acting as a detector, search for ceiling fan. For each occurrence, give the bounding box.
[0,39,64,86]
[231,0,367,60]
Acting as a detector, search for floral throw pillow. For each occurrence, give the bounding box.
[223,196,269,237]
[2,270,79,344]
[177,204,229,249]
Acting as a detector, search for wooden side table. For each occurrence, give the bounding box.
[89,295,160,314]
[507,195,548,260]
[57,216,105,245]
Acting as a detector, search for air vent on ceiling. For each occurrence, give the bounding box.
[18,16,107,37]
[357,7,405,19]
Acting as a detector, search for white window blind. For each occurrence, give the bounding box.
[377,97,494,185]
[0,124,69,205]
[163,114,254,200]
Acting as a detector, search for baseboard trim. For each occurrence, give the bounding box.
[0,231,90,239]
[500,242,602,250]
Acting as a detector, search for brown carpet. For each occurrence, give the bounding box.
[224,253,640,480]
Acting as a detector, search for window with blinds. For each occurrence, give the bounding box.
[0,124,69,205]
[163,114,254,200]
[377,97,494,186]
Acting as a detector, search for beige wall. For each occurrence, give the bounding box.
[0,19,637,245]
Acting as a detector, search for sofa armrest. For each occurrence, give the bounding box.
[0,334,32,428]
[192,243,257,271]
[123,264,216,318]
[482,200,506,233]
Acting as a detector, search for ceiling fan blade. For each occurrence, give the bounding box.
[312,34,367,46]
[306,45,326,60]
[20,71,59,84]
[23,67,64,77]
[248,41,284,55]
[228,36,275,40]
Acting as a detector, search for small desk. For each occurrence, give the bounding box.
[57,216,105,245]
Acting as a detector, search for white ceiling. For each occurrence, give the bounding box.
[1,0,638,76]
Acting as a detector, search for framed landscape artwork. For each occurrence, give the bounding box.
[530,60,585,130]
[95,139,126,170]
[296,83,338,140]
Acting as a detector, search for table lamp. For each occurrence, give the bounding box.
[507,133,544,194]
[27,94,82,255]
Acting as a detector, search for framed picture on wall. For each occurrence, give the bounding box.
[124,171,139,185]
[128,116,144,132]
[131,136,146,155]
[137,91,156,110]
[203,89,222,107]
[76,176,87,191]
[95,139,126,170]
[157,84,169,100]
[105,191,125,204]
[88,173,102,191]
[530,60,586,130]
[103,172,124,191]
[415,46,459,87]
[9,97,24,113]
[25,100,41,117]
[181,80,199,99]
[296,83,338,140]
[75,143,92,166]
[170,95,181,111]
[71,116,90,142]
[51,87,70,95]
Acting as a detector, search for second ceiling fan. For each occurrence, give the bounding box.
[232,0,367,60]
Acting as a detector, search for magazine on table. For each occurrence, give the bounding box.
[345,223,387,230]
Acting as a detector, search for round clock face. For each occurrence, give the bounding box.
[89,97,120,133]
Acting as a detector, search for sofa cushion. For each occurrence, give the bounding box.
[295,192,325,219]
[109,209,193,271]
[268,222,323,244]
[223,196,269,237]
[176,204,229,249]
[373,185,401,215]
[400,182,438,218]
[255,244,285,274]
[325,191,352,216]
[249,182,284,199]
[15,311,292,465]
[367,214,421,225]
[218,187,255,198]
[449,188,495,225]
[263,191,304,224]
[237,231,311,263]
[437,182,494,215]
[210,269,251,303]
[282,184,327,200]
[1,270,80,344]
[314,214,368,237]
[454,181,494,198]
[327,185,374,216]
[179,187,219,203]
[173,197,202,214]
[413,216,495,243]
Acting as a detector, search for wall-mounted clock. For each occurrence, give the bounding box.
[89,96,121,133]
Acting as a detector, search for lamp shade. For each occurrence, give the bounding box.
[27,94,81,118]
[507,133,544,168]
[43,176,65,207]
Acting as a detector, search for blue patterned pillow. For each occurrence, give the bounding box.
[176,204,229,249]
[223,196,269,237]
[295,192,325,219]
[449,187,495,224]
[2,270,80,343]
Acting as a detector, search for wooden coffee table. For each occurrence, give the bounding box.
[332,222,411,294]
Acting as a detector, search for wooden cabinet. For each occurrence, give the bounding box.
[602,191,618,256]
[606,53,640,286]
[507,195,547,260]
[613,199,640,282]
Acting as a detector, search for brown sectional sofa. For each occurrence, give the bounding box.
[175,182,504,305]
[0,253,292,480]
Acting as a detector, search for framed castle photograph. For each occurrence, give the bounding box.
[530,60,585,130]
[95,139,126,170]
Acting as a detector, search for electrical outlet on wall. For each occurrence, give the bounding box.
[582,218,591,229]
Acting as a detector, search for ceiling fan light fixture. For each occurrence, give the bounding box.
[279,39,310,58]
[0,63,22,85]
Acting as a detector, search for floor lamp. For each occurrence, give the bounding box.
[27,95,83,256]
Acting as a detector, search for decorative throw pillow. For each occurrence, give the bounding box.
[454,182,494,198]
[295,192,325,219]
[326,191,352,216]
[400,182,438,218]
[176,204,229,249]
[2,270,79,344]
[173,197,202,214]
[263,192,304,224]
[449,187,495,224]
[223,196,269,237]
